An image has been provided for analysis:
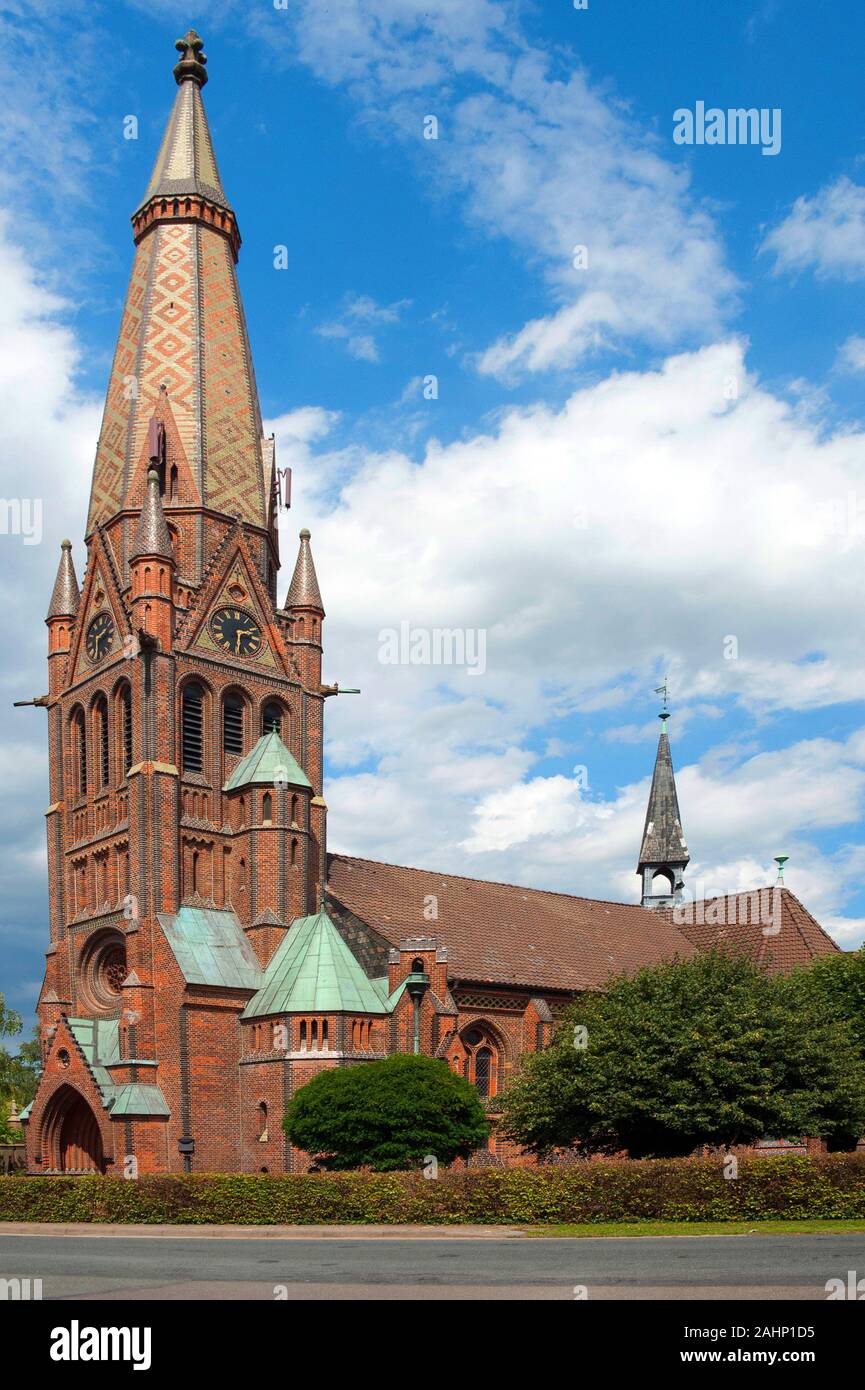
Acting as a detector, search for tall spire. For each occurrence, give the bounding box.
[132,468,173,559]
[637,700,689,910]
[86,28,271,549]
[286,529,324,612]
[46,539,79,619]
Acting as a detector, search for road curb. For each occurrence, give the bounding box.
[0,1221,528,1240]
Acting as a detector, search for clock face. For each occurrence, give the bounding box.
[210,607,263,659]
[86,612,115,663]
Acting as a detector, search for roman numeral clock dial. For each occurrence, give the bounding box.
[209,607,263,659]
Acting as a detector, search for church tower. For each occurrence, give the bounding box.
[637,704,689,910]
[24,31,332,1176]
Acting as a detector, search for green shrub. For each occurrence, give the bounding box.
[283,1054,489,1171]
[2,1154,864,1225]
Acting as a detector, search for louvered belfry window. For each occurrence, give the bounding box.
[121,685,133,777]
[182,683,204,773]
[262,703,282,736]
[75,711,87,796]
[223,697,243,755]
[96,698,109,790]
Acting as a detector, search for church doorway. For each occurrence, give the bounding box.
[43,1087,105,1174]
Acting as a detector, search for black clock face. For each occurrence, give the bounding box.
[86,612,115,663]
[210,607,263,659]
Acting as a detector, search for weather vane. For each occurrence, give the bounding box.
[655,677,669,723]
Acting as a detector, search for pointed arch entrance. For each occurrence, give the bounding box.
[42,1087,105,1174]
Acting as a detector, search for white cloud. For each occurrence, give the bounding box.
[837,335,865,373]
[262,0,735,376]
[762,176,865,281]
[315,293,411,363]
[268,336,865,943]
[462,774,585,853]
[0,218,101,957]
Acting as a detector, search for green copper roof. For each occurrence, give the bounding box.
[110,1084,170,1118]
[222,730,312,793]
[242,910,390,1018]
[158,906,264,990]
[62,1021,167,1117]
[68,1018,121,1103]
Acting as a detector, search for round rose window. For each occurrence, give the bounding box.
[79,931,128,1013]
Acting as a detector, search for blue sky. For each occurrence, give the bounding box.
[3,0,865,1022]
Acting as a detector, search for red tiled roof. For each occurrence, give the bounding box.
[667,888,841,974]
[327,857,840,991]
[327,854,697,991]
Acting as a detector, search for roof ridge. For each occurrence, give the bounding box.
[328,852,653,912]
[782,889,841,954]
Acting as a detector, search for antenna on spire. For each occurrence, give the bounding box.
[774,854,789,886]
[654,677,670,724]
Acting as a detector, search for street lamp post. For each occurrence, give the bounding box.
[404,965,430,1055]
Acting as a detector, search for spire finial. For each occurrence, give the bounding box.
[174,28,208,87]
[774,854,789,886]
[655,676,670,724]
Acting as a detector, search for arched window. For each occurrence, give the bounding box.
[262,792,272,824]
[258,1102,268,1140]
[73,709,87,797]
[118,683,133,781]
[94,696,109,791]
[262,702,282,736]
[223,695,243,755]
[299,1020,307,1050]
[461,1026,500,1099]
[474,1047,493,1099]
[181,683,204,773]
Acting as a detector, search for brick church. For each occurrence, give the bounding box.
[21,32,840,1175]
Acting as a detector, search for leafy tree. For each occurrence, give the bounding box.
[795,948,865,1059]
[784,948,865,1149]
[500,950,865,1158]
[0,999,40,1110]
[283,1053,489,1171]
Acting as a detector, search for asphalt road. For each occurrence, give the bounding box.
[2,1232,864,1300]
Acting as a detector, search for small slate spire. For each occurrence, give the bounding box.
[132,469,173,560]
[285,528,324,612]
[174,28,208,86]
[47,539,79,619]
[637,705,689,909]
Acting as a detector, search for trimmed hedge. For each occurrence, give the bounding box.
[2,1154,865,1225]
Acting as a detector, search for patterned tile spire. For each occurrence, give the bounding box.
[285,529,324,612]
[46,539,79,619]
[86,29,270,545]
